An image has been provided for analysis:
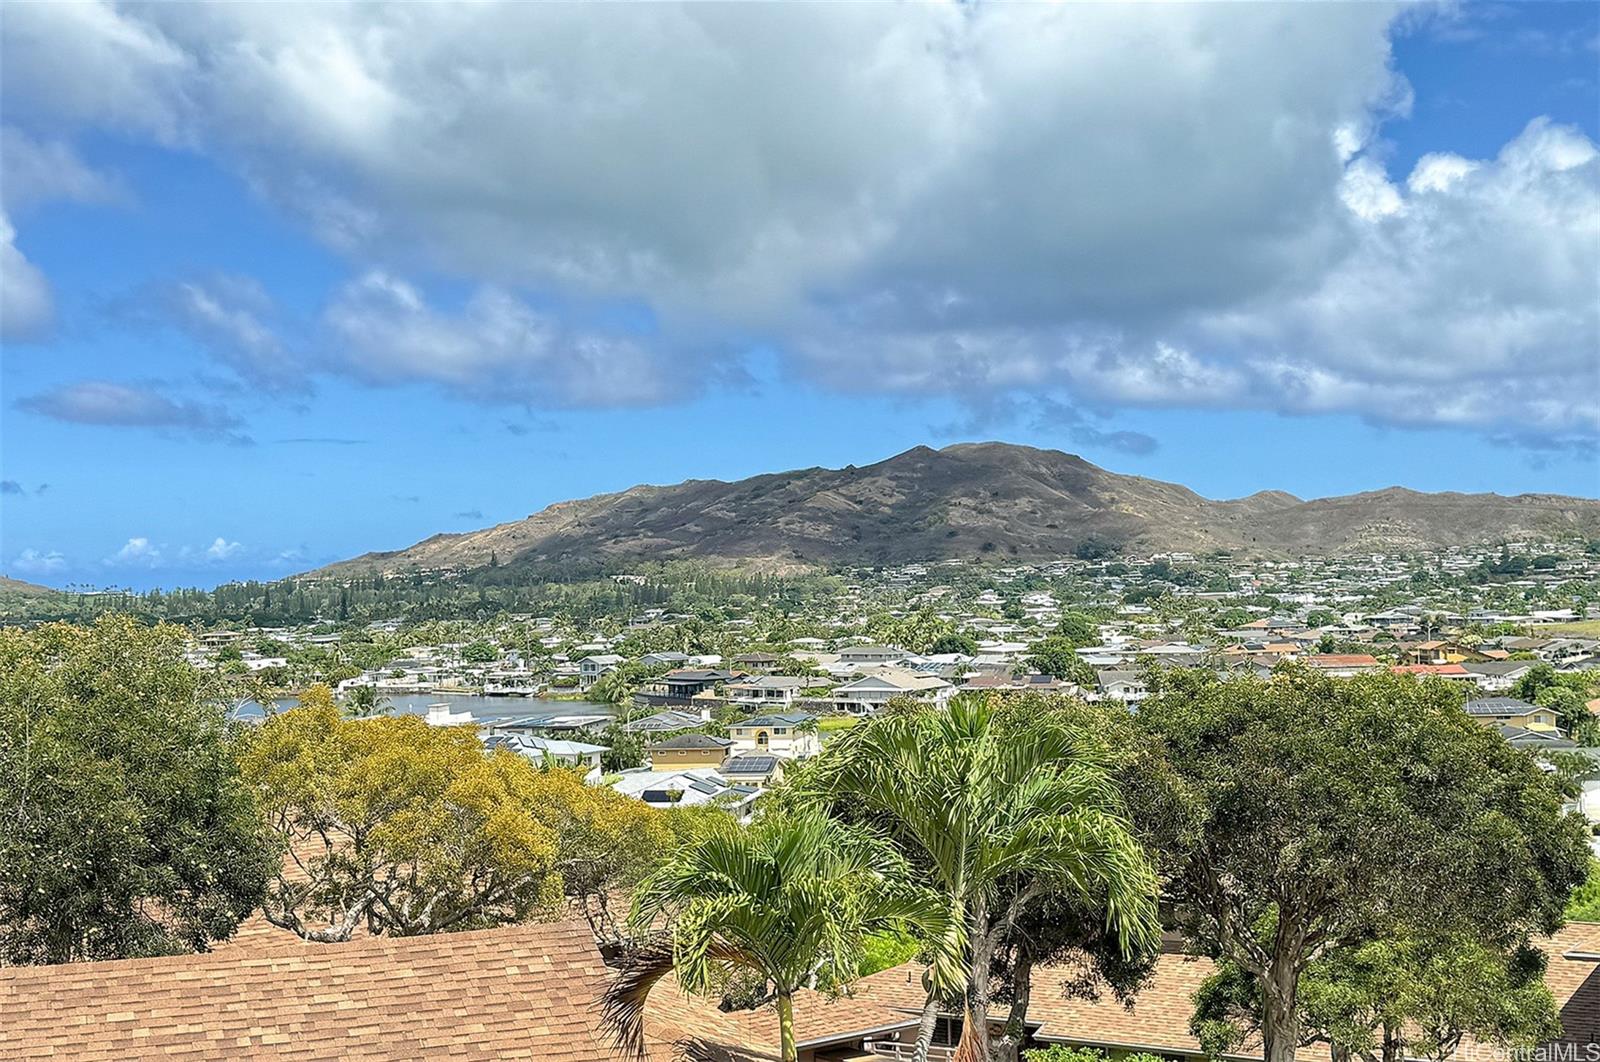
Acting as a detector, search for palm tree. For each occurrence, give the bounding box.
[806,694,1160,1062]
[601,809,936,1062]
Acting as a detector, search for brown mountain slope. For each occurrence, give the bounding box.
[313,443,1600,574]
[0,575,59,596]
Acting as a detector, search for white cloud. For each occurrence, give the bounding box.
[0,210,52,341]
[1,2,1593,445]
[0,128,124,345]
[0,126,124,214]
[204,537,242,561]
[168,276,307,392]
[108,537,162,567]
[324,271,670,406]
[12,549,67,575]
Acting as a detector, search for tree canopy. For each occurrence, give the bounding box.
[1136,667,1590,1062]
[0,615,274,964]
[239,687,566,940]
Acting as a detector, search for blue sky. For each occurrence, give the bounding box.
[2,1,1597,590]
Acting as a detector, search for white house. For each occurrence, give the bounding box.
[1094,669,1148,704]
[837,644,908,668]
[483,733,608,783]
[831,669,953,716]
[607,768,760,817]
[726,713,821,759]
[726,676,811,710]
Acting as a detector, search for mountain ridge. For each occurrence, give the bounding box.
[310,442,1600,575]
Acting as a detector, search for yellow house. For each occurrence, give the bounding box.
[1464,697,1560,733]
[646,732,734,769]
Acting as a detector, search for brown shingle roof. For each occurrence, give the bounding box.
[0,920,624,1061]
[854,923,1600,1061]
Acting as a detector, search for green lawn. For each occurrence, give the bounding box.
[1545,621,1600,638]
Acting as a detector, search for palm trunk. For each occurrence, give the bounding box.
[954,903,995,1062]
[993,950,1033,1062]
[777,991,798,1062]
[912,992,940,1062]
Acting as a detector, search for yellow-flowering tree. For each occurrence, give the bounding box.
[239,686,564,941]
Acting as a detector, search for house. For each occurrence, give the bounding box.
[1462,660,1537,693]
[647,732,735,770]
[732,652,781,673]
[1500,725,1578,752]
[482,733,608,781]
[719,752,786,787]
[1390,663,1475,682]
[624,709,708,734]
[577,654,624,690]
[661,668,741,700]
[960,673,1070,694]
[1397,640,1490,665]
[837,644,908,667]
[1305,653,1383,676]
[1465,697,1561,732]
[832,668,954,716]
[727,675,812,709]
[608,767,760,815]
[640,651,692,668]
[727,713,821,758]
[1094,669,1148,704]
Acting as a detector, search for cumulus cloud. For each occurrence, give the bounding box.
[1,211,53,341]
[99,535,249,569]
[12,548,67,575]
[14,380,252,444]
[1,2,1593,446]
[204,537,242,560]
[324,272,670,406]
[108,536,161,567]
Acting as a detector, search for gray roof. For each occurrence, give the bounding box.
[624,710,704,733]
[1461,661,1535,676]
[650,732,733,750]
[666,669,740,682]
[732,712,814,728]
[1465,697,1537,716]
[721,754,779,775]
[729,676,809,690]
[1498,725,1576,750]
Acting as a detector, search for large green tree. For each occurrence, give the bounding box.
[808,694,1160,1062]
[603,809,931,1062]
[0,616,274,963]
[1136,668,1589,1062]
[1193,930,1559,1062]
